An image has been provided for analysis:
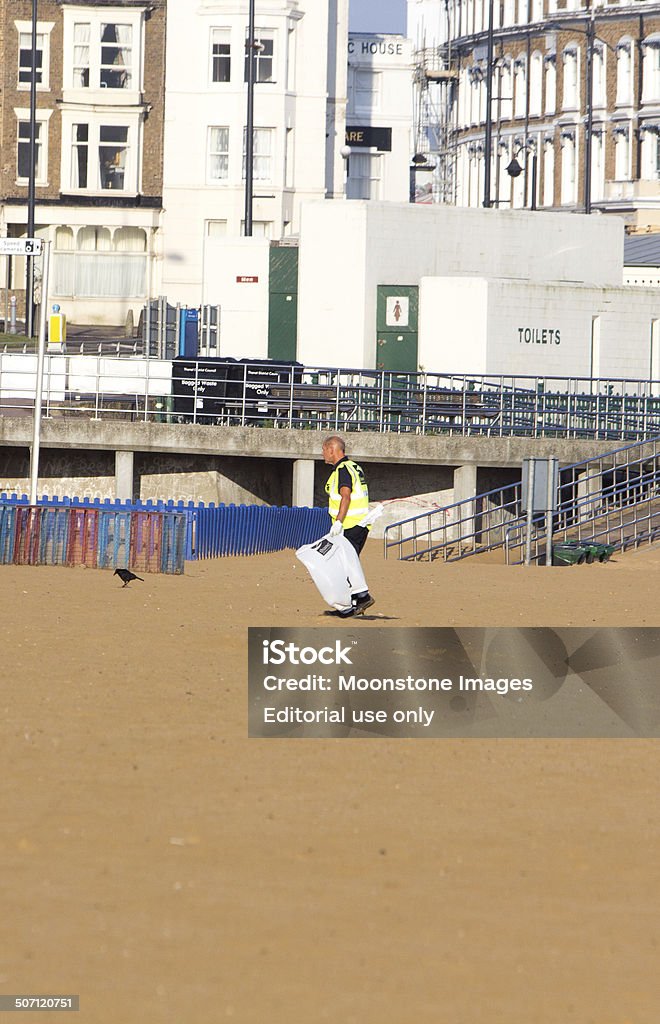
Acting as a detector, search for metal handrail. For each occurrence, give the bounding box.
[384,435,660,562]
[3,353,660,438]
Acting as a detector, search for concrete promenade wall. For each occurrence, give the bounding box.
[0,419,644,521]
[0,417,629,465]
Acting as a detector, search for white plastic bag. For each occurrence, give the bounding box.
[296,505,383,612]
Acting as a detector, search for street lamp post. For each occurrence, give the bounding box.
[505,142,538,209]
[483,0,495,207]
[26,0,38,337]
[584,12,595,214]
[244,0,256,236]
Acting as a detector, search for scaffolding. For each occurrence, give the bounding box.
[412,34,459,205]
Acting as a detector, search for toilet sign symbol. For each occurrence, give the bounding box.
[386,296,409,327]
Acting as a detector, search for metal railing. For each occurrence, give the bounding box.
[383,477,523,562]
[383,436,660,563]
[505,439,660,564]
[4,353,660,438]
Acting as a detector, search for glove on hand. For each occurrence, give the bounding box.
[329,521,344,537]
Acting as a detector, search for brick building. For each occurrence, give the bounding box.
[0,0,166,325]
[409,0,660,228]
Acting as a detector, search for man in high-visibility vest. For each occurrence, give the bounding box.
[322,435,375,617]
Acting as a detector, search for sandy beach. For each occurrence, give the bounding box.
[1,542,659,1022]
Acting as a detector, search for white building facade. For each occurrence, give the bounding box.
[345,33,414,202]
[160,0,349,308]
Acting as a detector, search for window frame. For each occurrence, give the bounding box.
[210,27,231,84]
[562,46,580,112]
[61,112,140,196]
[99,23,134,90]
[614,124,631,180]
[513,56,527,119]
[242,126,275,182]
[62,9,144,102]
[352,67,381,114]
[542,137,555,207]
[616,40,634,107]
[544,54,557,115]
[14,107,52,186]
[346,151,382,200]
[642,36,660,105]
[592,43,606,110]
[207,125,230,183]
[560,130,578,205]
[640,125,660,180]
[15,20,54,92]
[244,29,275,84]
[529,51,543,116]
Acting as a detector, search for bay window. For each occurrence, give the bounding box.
[66,119,136,193]
[242,127,274,181]
[245,32,274,83]
[64,10,143,97]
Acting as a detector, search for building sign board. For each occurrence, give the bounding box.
[345,126,392,151]
[386,296,410,327]
[236,275,259,284]
[0,237,43,256]
[518,327,561,345]
[348,38,405,58]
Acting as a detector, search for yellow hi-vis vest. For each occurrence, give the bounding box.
[325,459,370,529]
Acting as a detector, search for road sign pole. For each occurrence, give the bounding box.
[28,240,50,506]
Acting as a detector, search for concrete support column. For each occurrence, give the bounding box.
[292,458,315,508]
[452,463,478,547]
[115,450,135,502]
[576,466,602,523]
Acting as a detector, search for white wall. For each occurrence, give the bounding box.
[297,201,626,369]
[161,0,347,307]
[419,278,489,373]
[297,202,369,366]
[419,277,660,380]
[202,239,271,358]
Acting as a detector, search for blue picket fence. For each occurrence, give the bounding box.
[0,494,330,560]
[194,503,330,557]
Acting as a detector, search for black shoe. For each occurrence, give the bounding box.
[327,607,355,618]
[353,593,375,615]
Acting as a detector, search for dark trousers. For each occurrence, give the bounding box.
[344,524,368,558]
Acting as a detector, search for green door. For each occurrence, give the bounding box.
[376,285,419,372]
[268,246,298,361]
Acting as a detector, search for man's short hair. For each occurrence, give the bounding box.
[322,435,345,452]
